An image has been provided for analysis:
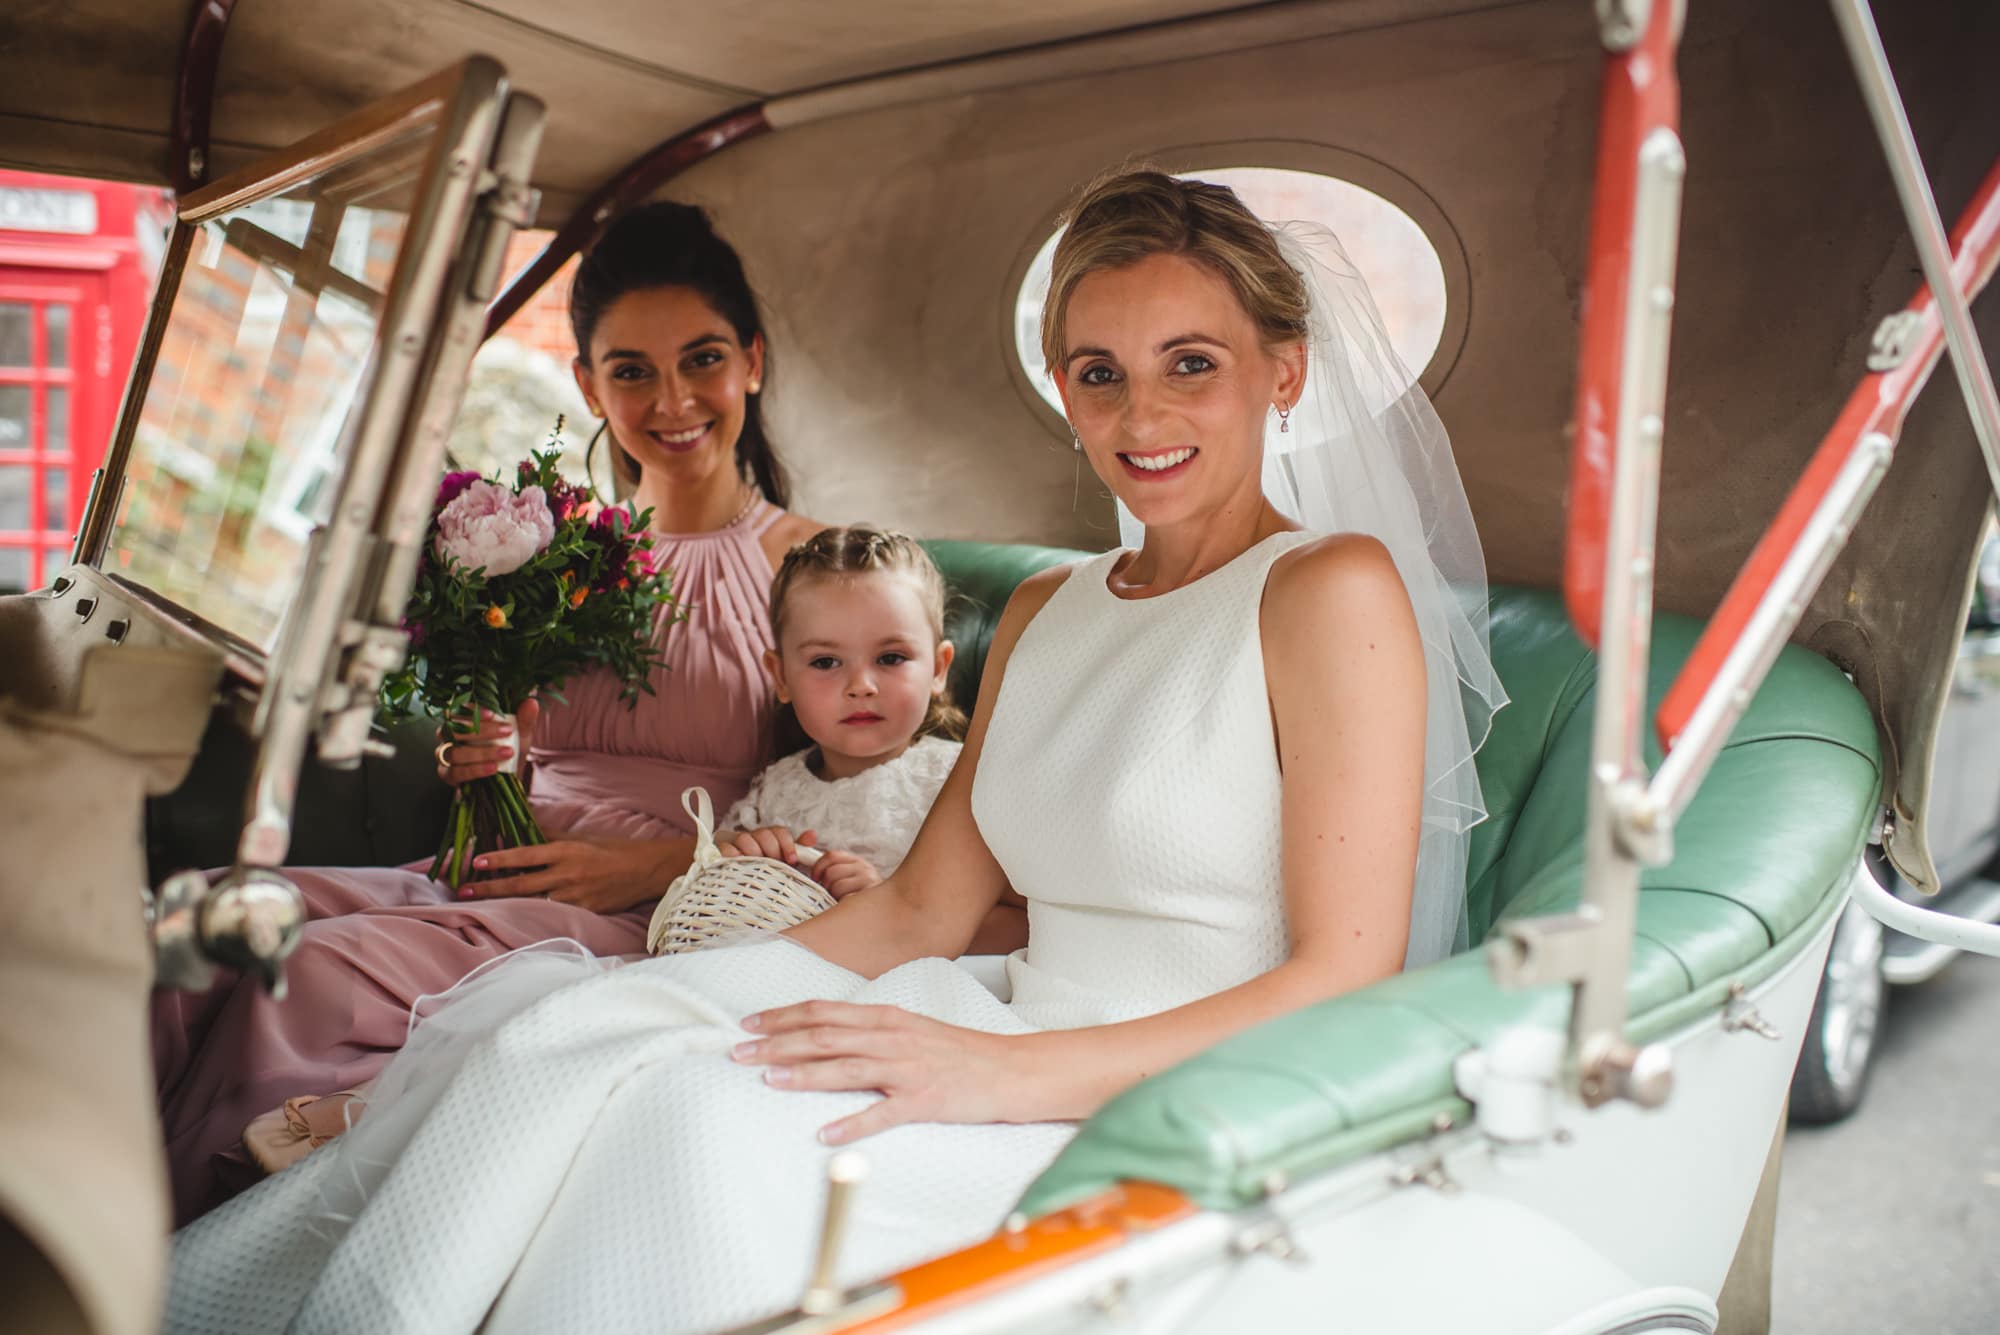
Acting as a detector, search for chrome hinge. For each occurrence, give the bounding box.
[1596,0,1651,50]
[1867,310,1925,372]
[481,175,541,231]
[1231,1214,1309,1265]
[1721,981,1783,1041]
[1390,1153,1462,1196]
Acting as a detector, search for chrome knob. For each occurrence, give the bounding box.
[1579,1039,1675,1109]
[800,1151,868,1316]
[148,868,219,992]
[200,869,307,998]
[147,867,306,997]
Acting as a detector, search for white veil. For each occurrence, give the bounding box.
[1115,221,1506,968]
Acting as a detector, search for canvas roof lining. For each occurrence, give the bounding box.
[0,0,1995,876]
[0,0,1533,219]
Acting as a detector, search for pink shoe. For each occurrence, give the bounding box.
[241,1087,368,1176]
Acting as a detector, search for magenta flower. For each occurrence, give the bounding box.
[436,470,482,510]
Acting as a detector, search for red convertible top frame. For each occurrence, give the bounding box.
[1534,0,2000,1104]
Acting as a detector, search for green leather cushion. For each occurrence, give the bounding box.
[924,540,1090,715]
[1018,586,1882,1215]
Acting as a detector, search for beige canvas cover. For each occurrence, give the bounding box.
[0,14,1994,877]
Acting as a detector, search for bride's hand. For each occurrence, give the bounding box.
[730,1002,1035,1144]
[459,834,670,913]
[436,698,541,786]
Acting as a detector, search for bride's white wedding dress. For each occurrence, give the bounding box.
[165,533,1313,1335]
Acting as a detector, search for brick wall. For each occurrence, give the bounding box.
[493,231,578,359]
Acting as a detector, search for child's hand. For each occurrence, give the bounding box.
[718,826,818,865]
[810,850,883,899]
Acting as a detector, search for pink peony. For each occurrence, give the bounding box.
[434,480,555,577]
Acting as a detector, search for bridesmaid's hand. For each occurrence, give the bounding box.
[459,834,673,913]
[730,1002,1036,1144]
[436,698,541,786]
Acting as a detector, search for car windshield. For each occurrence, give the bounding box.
[99,124,436,651]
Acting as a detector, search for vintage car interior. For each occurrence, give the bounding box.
[0,1,1995,1333]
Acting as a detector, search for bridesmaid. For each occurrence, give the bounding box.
[152,201,826,1224]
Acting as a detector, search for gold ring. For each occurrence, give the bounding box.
[434,740,453,769]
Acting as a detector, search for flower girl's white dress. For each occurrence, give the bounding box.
[166,534,1311,1335]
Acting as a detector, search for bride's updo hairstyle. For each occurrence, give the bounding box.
[1040,169,1309,375]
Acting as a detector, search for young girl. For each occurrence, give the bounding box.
[239,531,981,1178]
[717,526,967,900]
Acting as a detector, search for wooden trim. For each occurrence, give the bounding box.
[169,0,239,193]
[482,103,771,339]
[176,59,496,222]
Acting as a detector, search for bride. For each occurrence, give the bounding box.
[166,168,1503,1335]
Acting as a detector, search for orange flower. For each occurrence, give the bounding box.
[615,576,630,591]
[484,605,508,628]
[561,568,577,584]
[569,587,587,608]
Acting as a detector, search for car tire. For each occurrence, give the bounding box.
[1789,897,1888,1124]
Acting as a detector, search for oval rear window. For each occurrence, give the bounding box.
[1012,166,1447,419]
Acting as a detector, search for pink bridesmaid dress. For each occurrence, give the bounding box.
[152,500,786,1225]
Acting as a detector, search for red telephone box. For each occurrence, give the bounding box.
[0,171,165,593]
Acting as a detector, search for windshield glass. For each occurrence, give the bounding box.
[101,126,435,651]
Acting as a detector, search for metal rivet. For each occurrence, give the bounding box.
[1088,1279,1130,1315]
[50,575,72,596]
[104,618,129,644]
[74,596,97,622]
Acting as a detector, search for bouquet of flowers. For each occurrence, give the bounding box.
[383,421,681,888]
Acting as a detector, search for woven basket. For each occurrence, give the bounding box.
[646,787,835,955]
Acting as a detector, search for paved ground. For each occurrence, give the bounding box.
[1773,954,2000,1334]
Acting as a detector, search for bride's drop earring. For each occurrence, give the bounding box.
[1277,402,1292,434]
[1069,426,1082,452]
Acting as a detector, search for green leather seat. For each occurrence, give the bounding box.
[1015,584,1881,1216]
[144,542,1882,1224]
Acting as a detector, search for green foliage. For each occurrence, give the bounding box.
[380,426,686,731]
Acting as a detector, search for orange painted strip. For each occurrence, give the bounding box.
[1564,4,1683,649]
[1655,155,2000,749]
[837,1183,1196,1334]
